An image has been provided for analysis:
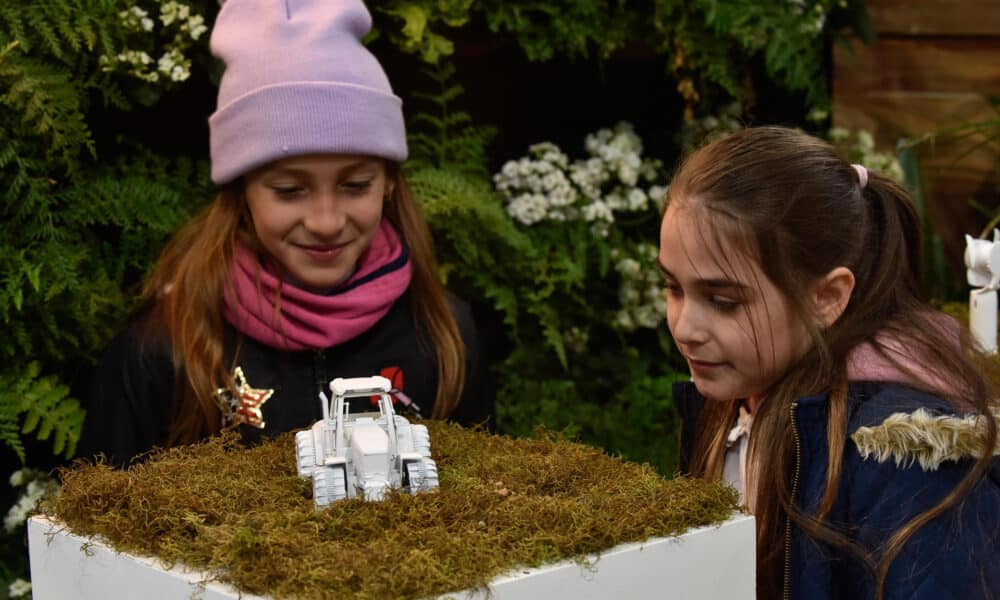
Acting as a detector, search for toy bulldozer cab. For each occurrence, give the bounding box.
[295,376,439,507]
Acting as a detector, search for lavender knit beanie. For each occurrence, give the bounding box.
[208,0,407,184]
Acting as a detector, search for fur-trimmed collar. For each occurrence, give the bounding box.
[852,409,1000,471]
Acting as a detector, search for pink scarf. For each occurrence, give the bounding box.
[224,220,412,351]
[846,312,969,404]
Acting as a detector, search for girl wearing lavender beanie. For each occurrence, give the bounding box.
[79,0,495,465]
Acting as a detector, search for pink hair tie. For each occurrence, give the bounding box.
[851,163,868,189]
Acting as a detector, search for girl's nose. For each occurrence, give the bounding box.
[303,194,346,237]
[669,299,710,346]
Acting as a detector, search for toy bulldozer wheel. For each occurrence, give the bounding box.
[313,464,348,506]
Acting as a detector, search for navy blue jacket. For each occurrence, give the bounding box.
[675,381,1000,599]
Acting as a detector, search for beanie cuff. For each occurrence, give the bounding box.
[209,82,407,184]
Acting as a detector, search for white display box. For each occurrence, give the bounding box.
[29,513,754,599]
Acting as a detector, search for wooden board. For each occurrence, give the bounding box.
[834,37,1000,96]
[833,24,1000,283]
[866,0,1000,36]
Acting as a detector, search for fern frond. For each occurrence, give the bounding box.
[0,50,94,169]
[406,60,496,176]
[530,302,569,369]
[0,362,83,461]
[25,8,64,59]
[0,0,121,60]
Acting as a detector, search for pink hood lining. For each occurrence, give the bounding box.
[845,313,973,410]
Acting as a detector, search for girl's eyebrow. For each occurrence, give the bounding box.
[657,262,751,290]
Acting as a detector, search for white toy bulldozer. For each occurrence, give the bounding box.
[295,376,439,507]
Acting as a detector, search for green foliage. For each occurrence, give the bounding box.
[0,45,95,169]
[0,0,210,468]
[898,145,958,302]
[904,104,1000,302]
[0,0,121,60]
[373,1,870,113]
[0,363,81,463]
[480,1,638,61]
[407,167,532,326]
[375,1,472,64]
[0,143,206,364]
[499,349,684,474]
[0,1,127,171]
[406,62,497,179]
[697,0,834,109]
[405,61,565,361]
[405,62,682,471]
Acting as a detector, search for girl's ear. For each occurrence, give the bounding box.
[812,266,855,328]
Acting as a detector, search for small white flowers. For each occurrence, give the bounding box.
[495,123,670,332]
[157,48,192,82]
[8,579,31,599]
[505,193,549,226]
[103,2,206,86]
[494,122,666,237]
[160,0,209,41]
[613,244,667,331]
[4,469,58,533]
[120,6,155,32]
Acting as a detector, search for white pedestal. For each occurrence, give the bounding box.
[28,513,754,599]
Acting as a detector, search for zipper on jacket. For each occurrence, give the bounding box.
[784,401,801,600]
[314,349,327,401]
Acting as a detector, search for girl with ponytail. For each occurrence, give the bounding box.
[79,0,494,466]
[660,126,999,598]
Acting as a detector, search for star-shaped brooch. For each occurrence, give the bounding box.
[214,366,274,430]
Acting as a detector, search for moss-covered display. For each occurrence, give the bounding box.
[48,422,739,599]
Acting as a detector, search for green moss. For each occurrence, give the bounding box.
[49,422,739,599]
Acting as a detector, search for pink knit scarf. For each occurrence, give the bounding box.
[224,220,412,351]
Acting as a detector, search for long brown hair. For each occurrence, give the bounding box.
[665,127,999,598]
[142,163,466,445]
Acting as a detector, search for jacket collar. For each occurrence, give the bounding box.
[673,381,1000,472]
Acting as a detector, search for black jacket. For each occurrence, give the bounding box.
[79,292,495,466]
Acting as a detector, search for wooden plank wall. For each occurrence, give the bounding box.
[833,0,1000,284]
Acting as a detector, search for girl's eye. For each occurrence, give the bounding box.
[271,186,305,199]
[709,296,740,312]
[664,282,683,298]
[342,179,374,193]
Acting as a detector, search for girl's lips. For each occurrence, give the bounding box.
[687,358,724,374]
[296,242,348,261]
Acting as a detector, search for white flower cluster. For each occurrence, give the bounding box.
[120,5,155,32]
[161,0,208,39]
[7,578,30,600]
[787,0,840,36]
[495,122,668,236]
[562,326,590,355]
[612,243,667,331]
[829,127,905,183]
[157,47,193,82]
[3,469,58,533]
[103,2,207,85]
